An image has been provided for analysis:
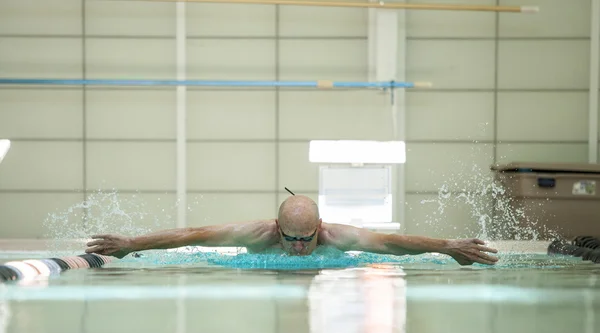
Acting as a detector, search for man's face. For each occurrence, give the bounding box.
[278,223,319,256]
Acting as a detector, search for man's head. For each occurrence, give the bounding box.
[276,195,322,256]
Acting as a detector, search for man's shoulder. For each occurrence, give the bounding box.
[321,222,357,233]
[250,219,279,239]
[235,219,276,229]
[319,222,358,246]
[320,222,359,249]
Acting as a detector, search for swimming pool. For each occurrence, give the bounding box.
[0,241,598,333]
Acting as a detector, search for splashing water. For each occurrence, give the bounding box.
[38,143,568,269]
[113,246,572,271]
[42,190,181,255]
[122,246,443,270]
[415,140,562,243]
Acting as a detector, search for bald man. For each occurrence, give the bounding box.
[85,195,499,266]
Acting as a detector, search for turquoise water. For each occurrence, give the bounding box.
[1,248,599,333]
[118,246,568,270]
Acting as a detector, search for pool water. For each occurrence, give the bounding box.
[0,247,599,333]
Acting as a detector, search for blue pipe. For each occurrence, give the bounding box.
[0,78,417,88]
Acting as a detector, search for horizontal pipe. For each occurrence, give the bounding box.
[119,0,540,13]
[0,78,432,88]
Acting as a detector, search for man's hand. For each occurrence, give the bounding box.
[443,238,499,265]
[85,234,134,259]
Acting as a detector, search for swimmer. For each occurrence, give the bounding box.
[85,195,499,265]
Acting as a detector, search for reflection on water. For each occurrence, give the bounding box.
[1,250,599,333]
[309,265,407,333]
[0,285,9,333]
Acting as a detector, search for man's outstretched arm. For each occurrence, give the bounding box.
[85,220,276,258]
[323,223,499,265]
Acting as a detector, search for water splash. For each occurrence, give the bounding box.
[42,190,180,255]
[414,140,562,243]
[111,246,574,271]
[117,246,451,270]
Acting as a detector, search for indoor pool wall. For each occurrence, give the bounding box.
[1,0,600,332]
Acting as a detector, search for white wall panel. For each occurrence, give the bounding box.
[498,40,590,90]
[407,40,495,89]
[0,0,81,36]
[0,38,82,79]
[0,193,84,239]
[86,89,176,139]
[496,143,589,164]
[86,1,175,37]
[187,4,276,37]
[499,0,591,38]
[187,91,276,140]
[279,6,367,37]
[405,193,491,239]
[0,89,83,139]
[497,92,588,141]
[278,142,319,193]
[406,92,494,141]
[405,143,495,193]
[86,39,175,80]
[187,143,276,191]
[187,193,276,226]
[86,142,176,191]
[187,39,275,80]
[407,0,495,38]
[279,91,392,140]
[0,142,83,190]
[279,40,367,81]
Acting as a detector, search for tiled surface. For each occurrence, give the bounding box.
[0,194,84,238]
[404,193,492,238]
[406,0,496,38]
[406,92,494,141]
[0,89,83,139]
[278,142,319,192]
[406,40,495,89]
[85,1,175,37]
[186,143,276,191]
[0,142,83,190]
[279,40,367,81]
[86,89,176,139]
[497,92,588,142]
[0,38,82,79]
[496,143,589,164]
[186,193,276,226]
[497,40,590,90]
[86,142,176,191]
[84,192,179,232]
[187,39,276,80]
[279,6,367,37]
[187,3,276,37]
[405,143,495,193]
[498,0,591,37]
[85,39,176,80]
[278,91,391,140]
[0,0,81,36]
[187,90,276,140]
